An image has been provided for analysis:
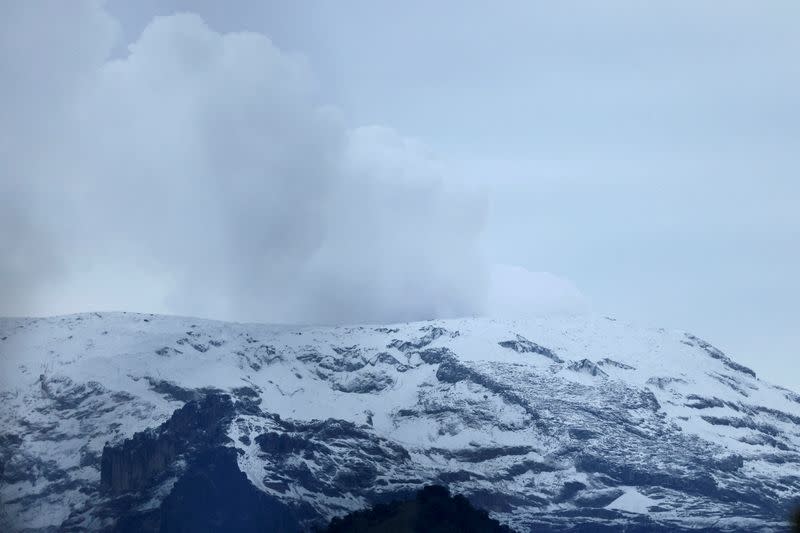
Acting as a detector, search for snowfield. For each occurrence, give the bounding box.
[0,312,798,531]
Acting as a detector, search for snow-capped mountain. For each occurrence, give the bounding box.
[1,312,798,531]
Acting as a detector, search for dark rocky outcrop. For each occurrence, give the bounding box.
[162,447,296,532]
[597,358,635,370]
[701,416,781,437]
[707,372,753,397]
[555,481,587,503]
[568,428,597,441]
[251,416,414,502]
[388,327,452,352]
[684,394,727,410]
[0,433,22,481]
[93,393,307,532]
[371,352,403,366]
[575,454,719,498]
[646,376,687,390]
[503,459,558,478]
[743,405,800,426]
[332,371,394,393]
[255,431,318,455]
[498,334,563,363]
[144,377,218,403]
[257,417,410,464]
[429,445,535,463]
[39,375,132,413]
[417,347,458,365]
[114,447,299,533]
[435,360,539,419]
[235,343,280,371]
[684,334,756,378]
[740,433,791,451]
[568,359,607,377]
[101,394,234,494]
[155,347,182,357]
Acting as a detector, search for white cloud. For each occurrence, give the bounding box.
[0,5,590,324]
[488,264,589,319]
[0,8,495,324]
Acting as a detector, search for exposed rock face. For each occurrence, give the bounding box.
[567,359,607,377]
[1,313,799,532]
[498,334,563,363]
[597,358,635,370]
[388,326,456,352]
[94,393,300,532]
[683,333,757,378]
[101,394,234,494]
[100,429,179,495]
[115,447,299,533]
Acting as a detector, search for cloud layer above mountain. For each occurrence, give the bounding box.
[1,3,586,324]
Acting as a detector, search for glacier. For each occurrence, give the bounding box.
[0,312,798,531]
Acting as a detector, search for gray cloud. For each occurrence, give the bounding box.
[0,6,490,324]
[270,0,799,390]
[1,1,119,316]
[7,1,795,391]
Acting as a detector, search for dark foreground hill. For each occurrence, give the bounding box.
[323,485,513,533]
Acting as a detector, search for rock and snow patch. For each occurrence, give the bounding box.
[606,487,659,514]
[0,312,798,532]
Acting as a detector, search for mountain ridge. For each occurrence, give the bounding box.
[1,312,798,531]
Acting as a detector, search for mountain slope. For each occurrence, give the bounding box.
[0,312,798,531]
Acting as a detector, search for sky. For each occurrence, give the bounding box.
[1,1,798,390]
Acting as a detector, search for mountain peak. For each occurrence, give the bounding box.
[1,312,797,531]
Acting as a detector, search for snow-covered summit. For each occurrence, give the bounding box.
[0,312,798,531]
